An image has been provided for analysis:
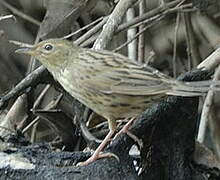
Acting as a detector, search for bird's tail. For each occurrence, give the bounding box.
[167,80,220,96]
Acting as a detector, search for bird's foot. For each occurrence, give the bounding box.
[115,118,143,148]
[77,129,116,166]
[77,152,119,166]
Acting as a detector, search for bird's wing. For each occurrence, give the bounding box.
[77,49,173,95]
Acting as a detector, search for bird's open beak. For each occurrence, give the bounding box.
[10,40,36,55]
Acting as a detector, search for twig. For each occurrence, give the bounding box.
[80,0,183,47]
[0,0,40,26]
[75,17,108,46]
[80,120,102,144]
[30,121,38,143]
[113,14,165,52]
[183,12,201,69]
[62,16,104,40]
[138,0,146,63]
[197,66,220,143]
[10,40,34,48]
[8,34,41,139]
[0,94,28,137]
[22,93,63,134]
[32,85,51,109]
[22,116,40,134]
[194,14,220,48]
[117,0,183,33]
[30,94,63,143]
[183,13,192,69]
[197,48,220,71]
[0,66,47,110]
[126,8,137,61]
[0,14,15,21]
[26,37,41,74]
[93,0,137,50]
[121,3,192,31]
[80,2,192,48]
[196,45,220,142]
[172,12,181,78]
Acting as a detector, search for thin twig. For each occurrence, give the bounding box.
[80,2,192,48]
[79,0,183,47]
[33,85,51,109]
[0,94,28,137]
[113,14,165,52]
[75,17,108,46]
[10,40,34,48]
[197,66,220,143]
[22,93,63,134]
[138,0,146,63]
[0,66,47,110]
[127,8,137,61]
[117,0,183,33]
[0,0,40,26]
[183,12,192,70]
[93,0,137,50]
[62,16,104,40]
[22,116,40,134]
[80,119,102,143]
[194,13,220,48]
[197,48,220,71]
[30,122,38,143]
[183,12,201,69]
[0,14,15,21]
[122,4,192,31]
[172,12,181,78]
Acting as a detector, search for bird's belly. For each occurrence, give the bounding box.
[88,93,165,120]
[56,73,165,120]
[71,87,164,120]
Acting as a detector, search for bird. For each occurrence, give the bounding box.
[14,38,217,166]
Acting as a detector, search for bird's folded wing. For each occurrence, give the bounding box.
[77,49,174,95]
[81,66,172,95]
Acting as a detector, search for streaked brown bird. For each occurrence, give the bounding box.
[14,39,216,165]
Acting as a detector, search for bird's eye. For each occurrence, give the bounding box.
[44,44,53,51]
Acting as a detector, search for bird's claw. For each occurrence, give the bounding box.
[76,152,119,166]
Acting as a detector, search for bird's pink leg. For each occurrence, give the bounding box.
[115,117,143,148]
[77,119,118,166]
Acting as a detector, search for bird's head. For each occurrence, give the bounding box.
[14,39,78,68]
